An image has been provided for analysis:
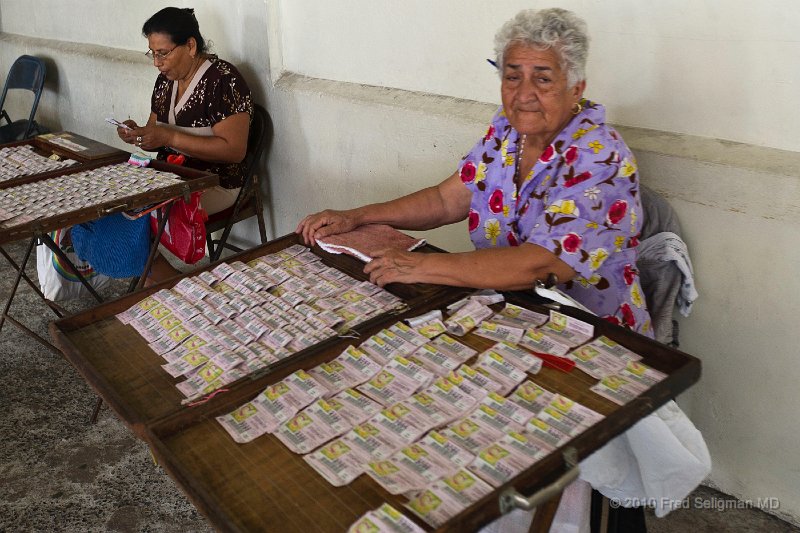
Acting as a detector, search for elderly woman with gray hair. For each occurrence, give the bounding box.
[298,8,651,336]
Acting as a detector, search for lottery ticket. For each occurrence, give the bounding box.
[473,321,524,345]
[518,327,571,356]
[524,417,571,448]
[357,368,421,407]
[309,359,362,396]
[486,341,543,374]
[409,343,461,375]
[451,364,508,396]
[387,321,429,348]
[429,334,477,363]
[508,380,554,416]
[441,416,505,454]
[618,360,667,388]
[417,430,475,472]
[474,351,528,392]
[480,392,537,426]
[547,394,605,429]
[500,430,553,463]
[372,403,428,442]
[366,457,432,495]
[468,439,533,487]
[338,345,383,382]
[274,409,342,454]
[587,336,643,362]
[429,373,483,413]
[385,356,435,389]
[342,421,406,460]
[538,310,594,347]
[444,300,493,336]
[329,388,383,426]
[251,370,326,426]
[162,350,211,378]
[405,391,457,428]
[568,343,628,379]
[347,504,424,533]
[360,332,404,365]
[536,406,587,437]
[469,404,523,435]
[491,303,549,330]
[216,400,275,443]
[405,469,492,528]
[415,319,448,339]
[590,374,647,405]
[305,438,366,487]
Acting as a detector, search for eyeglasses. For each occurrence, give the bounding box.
[145,44,183,62]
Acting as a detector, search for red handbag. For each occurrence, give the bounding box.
[150,191,208,264]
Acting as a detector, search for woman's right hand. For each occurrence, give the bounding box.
[117,120,140,144]
[295,209,360,246]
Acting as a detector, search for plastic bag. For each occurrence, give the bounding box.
[36,228,110,301]
[150,192,207,264]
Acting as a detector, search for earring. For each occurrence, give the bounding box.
[572,101,583,115]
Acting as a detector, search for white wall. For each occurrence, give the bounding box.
[279,0,800,152]
[1,0,799,525]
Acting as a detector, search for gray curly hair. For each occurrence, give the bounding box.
[494,8,589,87]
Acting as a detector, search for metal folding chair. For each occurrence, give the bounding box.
[0,55,46,143]
[205,103,270,262]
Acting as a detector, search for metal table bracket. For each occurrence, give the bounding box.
[499,447,580,514]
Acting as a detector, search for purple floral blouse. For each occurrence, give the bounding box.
[459,100,652,335]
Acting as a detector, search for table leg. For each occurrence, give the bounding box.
[528,493,563,533]
[89,397,103,424]
[0,243,66,318]
[0,237,37,334]
[132,201,173,292]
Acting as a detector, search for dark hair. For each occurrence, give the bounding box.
[142,7,207,53]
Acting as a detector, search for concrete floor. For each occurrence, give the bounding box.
[0,240,797,532]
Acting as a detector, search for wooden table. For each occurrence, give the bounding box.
[51,234,701,532]
[0,135,218,352]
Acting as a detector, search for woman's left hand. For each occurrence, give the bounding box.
[129,124,174,151]
[363,248,426,287]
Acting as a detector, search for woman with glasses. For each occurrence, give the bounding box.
[115,6,254,280]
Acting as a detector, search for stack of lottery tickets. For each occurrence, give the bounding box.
[0,145,78,183]
[209,288,667,528]
[116,244,404,401]
[0,163,183,227]
[118,250,668,528]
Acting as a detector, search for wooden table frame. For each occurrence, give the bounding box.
[49,233,702,532]
[0,155,218,355]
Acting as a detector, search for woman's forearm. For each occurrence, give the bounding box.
[166,112,249,163]
[352,171,472,230]
[366,243,577,290]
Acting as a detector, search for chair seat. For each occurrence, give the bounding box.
[206,198,257,228]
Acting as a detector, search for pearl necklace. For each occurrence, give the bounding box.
[515,133,528,185]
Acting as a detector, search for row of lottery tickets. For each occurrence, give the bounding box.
[116,244,405,402]
[0,144,78,183]
[0,162,183,227]
[215,292,667,529]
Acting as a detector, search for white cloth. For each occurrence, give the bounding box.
[636,231,699,317]
[550,479,592,533]
[579,400,711,518]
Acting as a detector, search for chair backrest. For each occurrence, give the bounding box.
[0,55,47,139]
[242,103,271,183]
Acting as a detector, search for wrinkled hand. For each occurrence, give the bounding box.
[117,120,139,144]
[123,124,174,151]
[295,209,359,246]
[363,248,425,287]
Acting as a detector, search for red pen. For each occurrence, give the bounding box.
[529,350,576,373]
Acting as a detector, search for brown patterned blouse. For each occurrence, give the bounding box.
[151,56,254,188]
